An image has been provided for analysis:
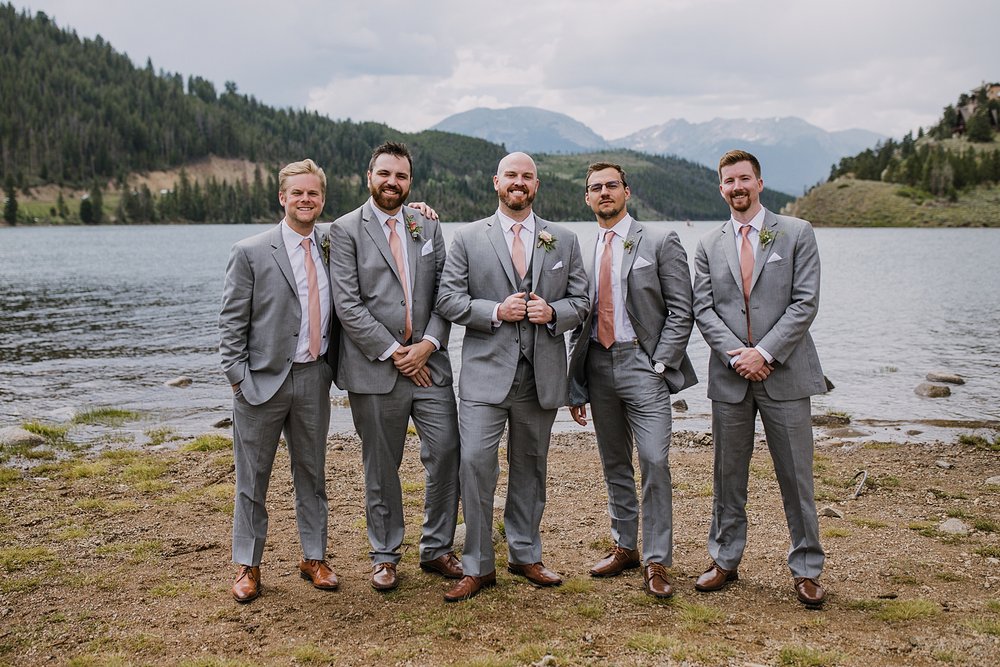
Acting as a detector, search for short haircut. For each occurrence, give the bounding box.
[585,161,628,189]
[369,141,413,173]
[278,158,326,197]
[717,150,762,181]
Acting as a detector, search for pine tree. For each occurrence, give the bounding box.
[89,182,104,224]
[3,176,17,225]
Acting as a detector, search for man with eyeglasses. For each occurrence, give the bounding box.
[567,162,697,598]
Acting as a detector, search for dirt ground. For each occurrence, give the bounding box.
[2,427,999,667]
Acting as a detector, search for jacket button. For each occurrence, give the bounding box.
[398,329,404,335]
[401,300,405,305]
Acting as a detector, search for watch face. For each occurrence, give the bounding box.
[654,362,665,373]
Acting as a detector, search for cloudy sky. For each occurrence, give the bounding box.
[20,0,998,140]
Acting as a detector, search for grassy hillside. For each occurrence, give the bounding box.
[785,178,1000,227]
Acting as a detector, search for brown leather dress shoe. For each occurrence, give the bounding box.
[589,546,641,577]
[643,562,674,598]
[507,561,562,587]
[371,562,399,591]
[694,561,738,592]
[443,572,497,602]
[420,551,463,579]
[298,559,339,590]
[794,577,827,607]
[232,565,261,603]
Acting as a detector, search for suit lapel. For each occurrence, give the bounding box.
[750,209,779,292]
[585,232,599,302]
[620,221,642,304]
[269,224,298,295]
[486,215,519,290]
[720,222,743,289]
[403,208,419,287]
[530,220,545,290]
[363,202,404,286]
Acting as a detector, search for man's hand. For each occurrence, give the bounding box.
[526,292,554,325]
[408,202,439,221]
[727,346,773,382]
[409,366,432,387]
[498,292,528,321]
[392,340,435,376]
[569,404,588,426]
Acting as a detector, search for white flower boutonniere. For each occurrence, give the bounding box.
[320,235,331,264]
[404,213,422,241]
[757,228,777,246]
[537,230,556,252]
[622,238,635,254]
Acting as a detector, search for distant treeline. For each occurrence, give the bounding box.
[0,4,790,223]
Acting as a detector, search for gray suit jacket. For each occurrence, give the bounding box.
[326,202,452,394]
[568,221,698,405]
[693,209,826,403]
[219,222,340,405]
[436,215,589,410]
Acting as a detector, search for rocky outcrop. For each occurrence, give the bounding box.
[915,383,951,398]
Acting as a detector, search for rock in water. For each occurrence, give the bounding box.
[938,518,969,535]
[165,375,193,387]
[812,413,851,426]
[925,372,965,385]
[672,399,688,412]
[212,417,232,429]
[914,383,950,398]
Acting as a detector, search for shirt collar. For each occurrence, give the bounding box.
[497,209,535,234]
[730,207,765,235]
[281,219,315,247]
[369,197,403,227]
[598,214,633,241]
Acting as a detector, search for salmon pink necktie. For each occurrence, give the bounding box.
[739,224,754,344]
[511,223,527,280]
[387,218,412,342]
[597,230,616,349]
[301,237,322,360]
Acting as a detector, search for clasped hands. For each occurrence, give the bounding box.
[392,339,435,387]
[727,346,773,382]
[498,292,554,324]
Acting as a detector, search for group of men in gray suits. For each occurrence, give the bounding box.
[219,145,829,608]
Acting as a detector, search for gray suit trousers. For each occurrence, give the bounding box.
[587,341,674,565]
[707,382,825,578]
[349,376,460,564]
[459,361,557,577]
[232,359,333,566]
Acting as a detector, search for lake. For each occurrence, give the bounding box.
[1,222,997,443]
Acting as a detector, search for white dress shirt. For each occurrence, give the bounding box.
[491,209,536,324]
[281,220,331,362]
[590,215,638,343]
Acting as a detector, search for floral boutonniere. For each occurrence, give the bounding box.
[622,238,635,254]
[757,228,777,246]
[404,213,422,241]
[536,230,556,252]
[320,235,331,264]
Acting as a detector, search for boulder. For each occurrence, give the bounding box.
[0,427,45,447]
[934,460,954,470]
[985,476,1000,486]
[812,413,851,426]
[914,383,950,398]
[824,376,835,392]
[938,518,969,535]
[925,372,965,385]
[672,399,688,412]
[818,506,844,518]
[165,375,193,388]
[212,417,233,429]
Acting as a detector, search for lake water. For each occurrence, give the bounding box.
[1,222,998,444]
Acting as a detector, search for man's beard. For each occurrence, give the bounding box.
[728,190,752,212]
[372,184,408,211]
[499,186,535,211]
[595,198,623,221]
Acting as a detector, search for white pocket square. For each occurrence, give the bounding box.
[766,253,783,264]
[633,256,653,269]
[421,239,434,256]
[550,260,563,270]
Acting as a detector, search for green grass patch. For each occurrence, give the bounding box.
[95,540,162,563]
[54,526,88,541]
[676,598,724,628]
[972,517,999,533]
[874,599,940,622]
[555,577,593,595]
[0,466,21,487]
[986,600,1000,613]
[575,601,604,619]
[0,575,42,593]
[966,617,1000,636]
[958,433,1000,451]
[145,427,179,446]
[889,573,920,585]
[61,460,111,479]
[975,546,1000,558]
[821,527,851,538]
[122,460,169,482]
[873,475,901,489]
[626,631,679,654]
[181,434,232,452]
[934,571,964,583]
[777,645,842,667]
[401,480,424,494]
[22,420,71,446]
[0,546,57,572]
[72,407,141,426]
[289,643,334,664]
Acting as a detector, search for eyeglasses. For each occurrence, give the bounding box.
[586,180,623,194]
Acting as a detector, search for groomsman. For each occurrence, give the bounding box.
[328,141,462,592]
[436,152,589,602]
[219,158,340,603]
[567,162,696,598]
[692,149,828,607]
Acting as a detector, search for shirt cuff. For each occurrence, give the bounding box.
[422,336,441,351]
[755,345,774,363]
[491,303,501,327]
[378,341,401,361]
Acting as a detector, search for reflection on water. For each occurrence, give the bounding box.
[1,223,998,442]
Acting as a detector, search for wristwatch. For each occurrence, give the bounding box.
[653,362,665,374]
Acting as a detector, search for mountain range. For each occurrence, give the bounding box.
[432,108,885,195]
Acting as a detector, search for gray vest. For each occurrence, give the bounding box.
[515,258,535,362]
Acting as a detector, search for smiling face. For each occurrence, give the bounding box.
[278,173,326,233]
[585,167,631,227]
[494,152,539,218]
[367,152,412,214]
[719,160,764,220]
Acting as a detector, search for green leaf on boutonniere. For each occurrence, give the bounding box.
[758,228,777,246]
[537,230,556,252]
[403,213,422,241]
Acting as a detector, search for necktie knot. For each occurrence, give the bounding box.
[604,230,615,246]
[301,237,311,250]
[740,224,752,239]
[387,217,398,232]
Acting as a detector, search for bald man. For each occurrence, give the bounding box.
[436,152,590,601]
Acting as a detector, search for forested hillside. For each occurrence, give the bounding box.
[0,5,787,224]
